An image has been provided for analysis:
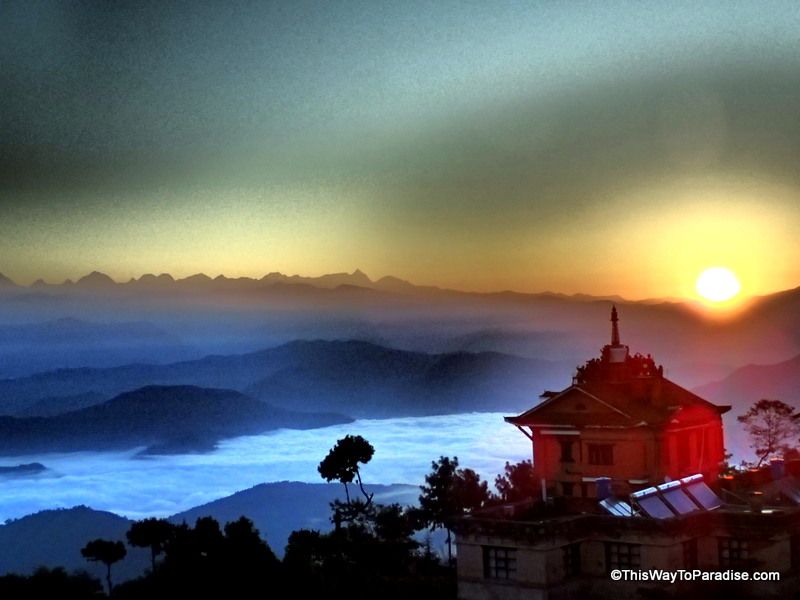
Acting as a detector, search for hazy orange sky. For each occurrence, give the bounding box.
[3,2,800,299]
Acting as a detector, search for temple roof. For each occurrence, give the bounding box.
[505,306,731,429]
[506,377,730,429]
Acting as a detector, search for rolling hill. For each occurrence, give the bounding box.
[0,385,351,455]
[693,354,800,463]
[694,354,800,410]
[0,340,571,418]
[170,481,421,558]
[0,482,423,582]
[0,507,148,582]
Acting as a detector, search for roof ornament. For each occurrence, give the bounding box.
[611,305,620,346]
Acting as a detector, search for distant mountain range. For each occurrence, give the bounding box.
[2,269,800,389]
[0,482,421,581]
[0,269,428,294]
[0,318,191,379]
[0,268,727,308]
[0,340,570,419]
[693,354,800,463]
[0,385,351,455]
[694,353,800,410]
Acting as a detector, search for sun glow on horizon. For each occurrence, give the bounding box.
[695,267,741,303]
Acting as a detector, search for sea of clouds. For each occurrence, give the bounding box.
[0,412,531,522]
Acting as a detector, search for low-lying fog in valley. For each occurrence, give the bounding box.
[0,412,530,522]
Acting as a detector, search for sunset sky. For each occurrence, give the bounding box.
[3,1,800,299]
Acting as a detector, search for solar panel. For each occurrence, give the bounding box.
[657,480,700,515]
[680,474,722,511]
[631,487,676,519]
[599,497,635,517]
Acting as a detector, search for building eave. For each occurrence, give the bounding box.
[508,385,634,425]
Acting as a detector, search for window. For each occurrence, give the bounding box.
[683,539,698,569]
[562,482,574,496]
[718,538,748,567]
[560,440,575,462]
[563,543,581,577]
[588,444,613,466]
[605,542,640,572]
[483,546,517,580]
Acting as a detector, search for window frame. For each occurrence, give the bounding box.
[559,440,575,463]
[482,545,518,580]
[605,542,641,572]
[718,537,749,567]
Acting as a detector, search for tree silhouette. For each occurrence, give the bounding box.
[373,503,417,543]
[126,518,174,573]
[738,399,799,466]
[318,435,375,507]
[80,538,126,594]
[283,529,325,578]
[223,516,280,573]
[494,459,536,502]
[0,567,102,599]
[418,456,490,564]
[193,515,225,559]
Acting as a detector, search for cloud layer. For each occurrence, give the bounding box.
[0,412,530,521]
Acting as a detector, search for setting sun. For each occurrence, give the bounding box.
[696,267,741,302]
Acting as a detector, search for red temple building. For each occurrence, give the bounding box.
[505,306,730,498]
[455,309,800,600]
